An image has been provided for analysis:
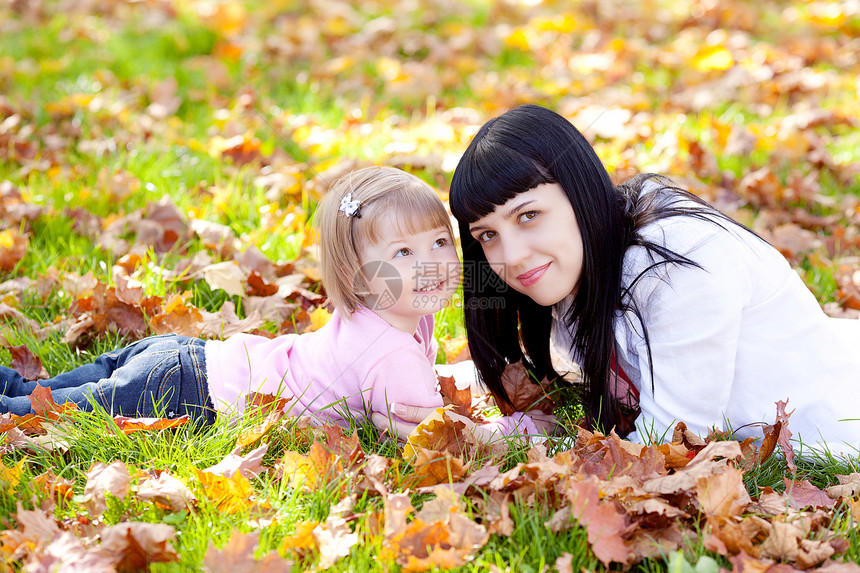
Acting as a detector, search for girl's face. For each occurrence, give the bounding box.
[360,214,461,334]
[467,183,584,306]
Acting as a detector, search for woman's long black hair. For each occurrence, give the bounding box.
[449,104,728,433]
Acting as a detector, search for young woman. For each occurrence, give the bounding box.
[393,105,859,457]
[1,167,539,438]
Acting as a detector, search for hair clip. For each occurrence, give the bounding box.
[339,193,361,218]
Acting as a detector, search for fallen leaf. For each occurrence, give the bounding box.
[84,460,131,516]
[407,445,468,488]
[202,261,245,297]
[696,466,751,521]
[775,399,796,473]
[497,361,554,415]
[95,522,179,571]
[438,374,472,416]
[825,473,860,500]
[6,345,49,380]
[205,443,269,479]
[0,228,28,271]
[785,478,837,509]
[28,383,57,416]
[112,415,190,434]
[135,472,196,512]
[315,516,359,569]
[204,530,293,573]
[563,476,631,567]
[404,406,469,461]
[194,469,256,514]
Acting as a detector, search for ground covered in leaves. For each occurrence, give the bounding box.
[1,0,860,571]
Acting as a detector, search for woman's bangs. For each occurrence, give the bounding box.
[451,143,553,224]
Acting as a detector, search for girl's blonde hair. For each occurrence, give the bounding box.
[316,166,453,314]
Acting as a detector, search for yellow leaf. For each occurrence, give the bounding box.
[808,3,846,27]
[0,459,25,490]
[194,469,254,514]
[690,45,734,71]
[505,28,530,51]
[403,406,465,462]
[306,306,332,332]
[280,451,319,490]
[441,336,469,364]
[281,520,319,552]
[197,1,247,36]
[533,15,578,33]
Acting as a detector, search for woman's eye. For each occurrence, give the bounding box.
[394,248,411,257]
[433,238,448,248]
[477,230,496,243]
[519,210,538,223]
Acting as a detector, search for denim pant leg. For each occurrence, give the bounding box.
[0,335,214,423]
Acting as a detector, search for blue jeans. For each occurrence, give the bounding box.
[0,335,214,423]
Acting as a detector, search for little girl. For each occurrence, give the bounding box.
[393,105,859,457]
[0,167,539,437]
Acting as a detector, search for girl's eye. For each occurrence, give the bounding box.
[394,247,412,257]
[519,210,538,223]
[476,230,496,243]
[433,238,448,248]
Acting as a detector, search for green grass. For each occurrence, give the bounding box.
[2,0,860,570]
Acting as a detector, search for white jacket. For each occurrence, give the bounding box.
[552,192,860,458]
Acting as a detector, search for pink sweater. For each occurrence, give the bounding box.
[204,306,537,436]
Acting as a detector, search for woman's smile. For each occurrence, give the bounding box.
[516,262,551,287]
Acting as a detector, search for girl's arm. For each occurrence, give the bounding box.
[372,403,556,442]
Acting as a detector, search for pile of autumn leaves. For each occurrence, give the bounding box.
[1,372,860,572]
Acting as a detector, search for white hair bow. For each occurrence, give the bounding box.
[339,193,361,218]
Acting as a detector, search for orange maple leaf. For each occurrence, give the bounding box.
[112,415,190,434]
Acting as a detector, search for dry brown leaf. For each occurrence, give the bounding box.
[784,478,837,510]
[0,228,28,272]
[6,345,48,380]
[498,361,554,415]
[404,406,469,460]
[760,519,803,562]
[671,421,706,450]
[384,492,413,537]
[696,466,751,521]
[407,445,468,488]
[796,538,837,569]
[205,443,268,479]
[564,476,632,567]
[84,460,130,516]
[95,522,179,571]
[776,399,797,473]
[204,530,293,573]
[151,292,204,337]
[135,472,196,512]
[825,473,860,500]
[14,501,61,545]
[643,440,742,495]
[246,270,278,297]
[438,374,472,416]
[381,491,489,573]
[315,516,359,569]
[112,415,190,434]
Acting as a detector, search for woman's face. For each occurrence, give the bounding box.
[467,183,584,306]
